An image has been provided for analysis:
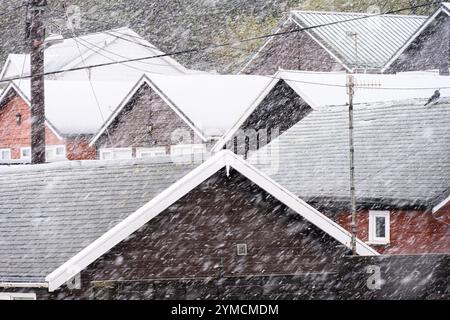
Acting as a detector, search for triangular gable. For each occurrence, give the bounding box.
[382,3,450,72]
[0,81,63,140]
[239,17,349,75]
[45,150,378,291]
[89,74,208,147]
[211,70,321,152]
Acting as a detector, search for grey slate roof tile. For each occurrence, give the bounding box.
[252,97,450,207]
[0,158,197,283]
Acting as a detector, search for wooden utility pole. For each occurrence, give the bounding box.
[346,74,357,255]
[29,0,47,164]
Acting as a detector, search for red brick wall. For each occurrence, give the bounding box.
[0,92,96,161]
[335,209,450,254]
[66,137,97,160]
[0,94,62,159]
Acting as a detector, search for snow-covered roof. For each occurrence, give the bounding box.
[280,70,450,108]
[91,73,272,144]
[0,151,377,286]
[251,97,450,207]
[2,79,136,135]
[147,73,272,137]
[290,11,426,70]
[0,27,192,81]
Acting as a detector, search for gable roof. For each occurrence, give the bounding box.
[0,79,135,135]
[251,97,450,208]
[89,73,272,145]
[212,70,450,152]
[382,3,450,72]
[0,151,378,290]
[0,27,190,81]
[290,11,426,71]
[0,157,199,285]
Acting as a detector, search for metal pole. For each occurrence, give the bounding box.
[347,74,357,255]
[29,0,47,164]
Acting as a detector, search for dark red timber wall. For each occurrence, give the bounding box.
[95,83,204,154]
[1,170,448,299]
[241,20,345,75]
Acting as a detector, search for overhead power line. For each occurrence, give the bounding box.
[0,0,443,85]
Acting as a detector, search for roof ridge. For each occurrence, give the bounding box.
[291,10,427,19]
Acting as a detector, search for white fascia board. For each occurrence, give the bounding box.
[45,151,228,292]
[0,56,12,80]
[382,8,444,73]
[89,75,148,146]
[225,153,379,257]
[46,150,377,291]
[89,74,207,147]
[210,74,281,152]
[278,69,322,109]
[0,282,48,289]
[145,75,208,142]
[432,194,450,214]
[290,14,352,73]
[0,82,64,140]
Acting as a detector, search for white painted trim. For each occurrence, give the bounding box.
[368,210,390,245]
[45,150,377,291]
[211,68,324,153]
[99,147,133,160]
[432,194,450,214]
[0,282,48,289]
[170,144,207,156]
[0,82,65,141]
[211,74,281,152]
[20,147,31,160]
[0,148,11,161]
[89,74,208,147]
[136,147,167,158]
[0,56,13,80]
[382,6,448,73]
[0,292,37,300]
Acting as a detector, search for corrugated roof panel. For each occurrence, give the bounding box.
[291,11,427,69]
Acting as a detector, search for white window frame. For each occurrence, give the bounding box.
[170,144,206,156]
[0,148,11,161]
[136,147,167,158]
[20,147,31,160]
[45,145,67,162]
[99,148,133,160]
[0,292,36,300]
[368,210,390,244]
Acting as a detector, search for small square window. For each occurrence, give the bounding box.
[236,243,248,256]
[0,149,11,161]
[369,211,390,244]
[21,147,31,159]
[55,146,65,156]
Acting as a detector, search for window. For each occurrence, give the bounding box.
[236,243,248,256]
[99,148,132,160]
[0,148,11,161]
[45,145,66,162]
[20,147,31,160]
[171,144,206,156]
[0,293,36,300]
[136,147,166,158]
[368,210,390,244]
